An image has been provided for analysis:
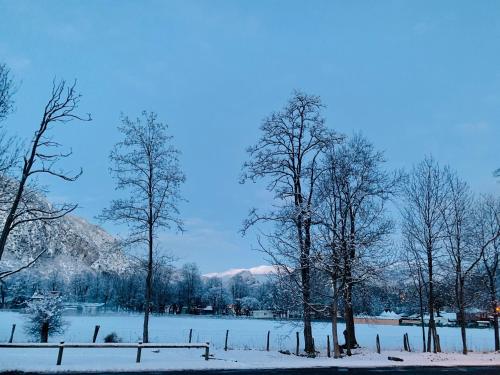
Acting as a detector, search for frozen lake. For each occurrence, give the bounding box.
[0,311,497,353]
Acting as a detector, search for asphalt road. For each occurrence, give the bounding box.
[2,367,500,375]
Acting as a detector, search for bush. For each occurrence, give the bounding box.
[104,332,122,343]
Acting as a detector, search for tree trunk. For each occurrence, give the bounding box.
[298,217,314,355]
[427,246,437,353]
[40,321,49,343]
[303,305,314,355]
[344,281,358,350]
[331,301,340,358]
[143,221,153,343]
[490,283,499,351]
[458,277,467,355]
[0,283,5,308]
[301,264,314,355]
[493,311,499,352]
[459,309,467,355]
[418,283,426,352]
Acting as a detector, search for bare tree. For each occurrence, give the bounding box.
[0,63,15,122]
[475,194,500,350]
[316,134,399,355]
[0,63,21,196]
[241,91,339,355]
[401,157,447,353]
[440,169,482,354]
[100,111,185,343]
[0,80,90,278]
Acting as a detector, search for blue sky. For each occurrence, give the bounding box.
[0,1,499,273]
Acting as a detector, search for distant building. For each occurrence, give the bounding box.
[32,291,60,300]
[400,313,422,326]
[251,310,274,319]
[423,312,457,326]
[63,302,105,314]
[354,310,401,326]
[194,305,215,315]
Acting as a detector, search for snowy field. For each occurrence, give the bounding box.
[0,311,499,372]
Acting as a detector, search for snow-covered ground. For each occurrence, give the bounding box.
[0,311,498,372]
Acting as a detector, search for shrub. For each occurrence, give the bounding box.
[24,293,66,343]
[104,332,122,343]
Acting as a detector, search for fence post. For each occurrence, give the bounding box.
[327,335,331,358]
[92,325,100,343]
[204,342,210,360]
[8,324,15,343]
[296,332,299,356]
[56,341,65,365]
[136,341,143,363]
[189,328,193,343]
[224,330,229,351]
[403,333,408,351]
[376,334,381,354]
[266,330,270,351]
[436,334,441,353]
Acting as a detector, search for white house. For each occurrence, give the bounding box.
[251,310,274,319]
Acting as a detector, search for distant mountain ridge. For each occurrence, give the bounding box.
[0,196,130,279]
[203,265,276,281]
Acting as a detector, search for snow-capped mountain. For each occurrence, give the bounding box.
[1,200,130,279]
[203,265,276,282]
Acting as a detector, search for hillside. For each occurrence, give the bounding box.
[0,203,129,280]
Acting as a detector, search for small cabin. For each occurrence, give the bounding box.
[251,310,274,319]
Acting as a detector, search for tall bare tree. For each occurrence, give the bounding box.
[401,157,448,353]
[316,134,399,354]
[440,169,481,354]
[0,63,15,122]
[0,63,21,202]
[241,91,340,355]
[475,194,500,351]
[0,80,90,279]
[100,111,185,343]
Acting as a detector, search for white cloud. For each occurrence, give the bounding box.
[457,121,490,133]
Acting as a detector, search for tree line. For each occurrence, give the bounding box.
[240,91,500,357]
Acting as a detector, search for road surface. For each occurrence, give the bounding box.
[2,366,500,375]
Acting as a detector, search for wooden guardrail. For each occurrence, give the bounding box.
[0,341,210,365]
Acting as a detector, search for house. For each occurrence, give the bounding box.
[400,313,422,326]
[422,312,457,326]
[251,310,274,319]
[464,308,489,324]
[31,291,60,300]
[194,305,215,315]
[354,310,401,326]
[63,302,105,314]
[477,320,491,328]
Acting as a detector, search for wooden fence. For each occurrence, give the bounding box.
[0,341,210,365]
